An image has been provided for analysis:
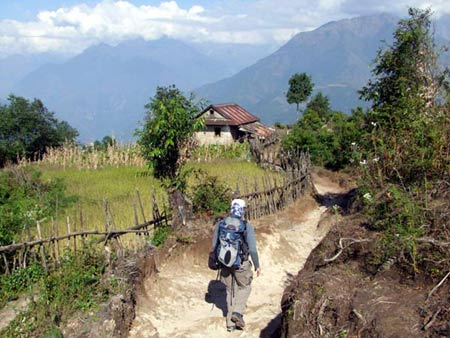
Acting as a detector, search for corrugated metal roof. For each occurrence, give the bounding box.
[239,122,275,138]
[201,103,259,126]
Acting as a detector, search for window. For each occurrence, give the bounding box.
[214,127,221,137]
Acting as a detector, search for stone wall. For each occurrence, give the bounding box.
[195,125,235,145]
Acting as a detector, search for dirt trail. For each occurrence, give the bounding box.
[129,173,345,338]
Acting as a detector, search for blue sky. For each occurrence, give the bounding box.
[1,1,449,56]
[0,1,209,20]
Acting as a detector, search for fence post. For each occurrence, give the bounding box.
[103,198,112,243]
[136,189,147,223]
[2,253,10,275]
[72,212,77,258]
[37,221,48,274]
[80,208,86,247]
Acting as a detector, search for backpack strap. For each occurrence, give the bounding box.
[240,220,249,261]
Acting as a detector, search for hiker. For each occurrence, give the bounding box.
[211,198,261,332]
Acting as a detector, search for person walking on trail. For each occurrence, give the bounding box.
[211,198,261,332]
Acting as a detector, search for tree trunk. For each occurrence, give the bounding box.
[168,189,193,231]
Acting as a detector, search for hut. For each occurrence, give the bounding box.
[195,103,274,145]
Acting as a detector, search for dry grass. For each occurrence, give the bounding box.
[18,143,146,169]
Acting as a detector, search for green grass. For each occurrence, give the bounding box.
[38,166,165,238]
[34,160,280,239]
[186,160,281,193]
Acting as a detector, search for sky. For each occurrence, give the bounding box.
[1,0,450,56]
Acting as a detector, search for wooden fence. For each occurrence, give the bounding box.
[1,151,310,275]
[0,191,168,275]
[234,152,310,220]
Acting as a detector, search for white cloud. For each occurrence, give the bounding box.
[0,1,221,55]
[1,0,450,56]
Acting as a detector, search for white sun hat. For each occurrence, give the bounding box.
[231,198,246,208]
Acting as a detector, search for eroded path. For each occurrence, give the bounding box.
[129,172,346,338]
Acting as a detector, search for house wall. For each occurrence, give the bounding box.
[195,125,235,145]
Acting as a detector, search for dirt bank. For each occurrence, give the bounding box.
[280,186,450,337]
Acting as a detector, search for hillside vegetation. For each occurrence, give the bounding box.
[280,8,449,337]
[1,7,449,338]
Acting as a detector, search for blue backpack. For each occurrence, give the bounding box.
[215,217,248,269]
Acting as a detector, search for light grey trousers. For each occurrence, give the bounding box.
[220,260,254,327]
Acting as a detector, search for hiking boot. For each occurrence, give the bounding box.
[226,325,236,332]
[231,312,245,329]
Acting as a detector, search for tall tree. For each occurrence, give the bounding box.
[0,95,78,167]
[136,85,204,181]
[136,85,205,230]
[286,73,314,120]
[306,92,332,121]
[360,8,446,128]
[359,7,449,183]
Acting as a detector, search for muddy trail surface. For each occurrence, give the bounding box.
[129,172,348,338]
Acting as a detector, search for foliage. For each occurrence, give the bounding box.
[1,248,108,337]
[359,7,449,184]
[361,185,426,273]
[0,263,45,306]
[286,73,314,119]
[191,143,250,162]
[0,95,78,167]
[282,93,364,170]
[357,8,450,277]
[273,122,290,129]
[135,85,205,181]
[92,135,117,151]
[189,170,231,215]
[306,92,332,121]
[151,225,171,247]
[0,167,77,248]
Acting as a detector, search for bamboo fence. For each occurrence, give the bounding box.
[0,190,168,275]
[1,151,310,275]
[235,151,310,220]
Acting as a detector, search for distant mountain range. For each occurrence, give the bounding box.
[2,13,449,140]
[195,14,400,125]
[8,38,270,140]
[196,14,450,126]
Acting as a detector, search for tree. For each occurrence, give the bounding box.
[0,167,77,248]
[136,85,205,230]
[93,135,116,151]
[360,8,446,127]
[306,92,331,121]
[0,95,78,167]
[286,73,314,120]
[136,85,204,181]
[282,95,363,170]
[359,8,449,183]
[356,8,450,277]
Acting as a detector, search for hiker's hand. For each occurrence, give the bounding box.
[256,268,261,277]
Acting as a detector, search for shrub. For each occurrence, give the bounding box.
[0,167,77,249]
[151,225,171,247]
[357,8,450,277]
[282,102,364,170]
[0,263,45,306]
[190,170,231,215]
[1,247,108,337]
